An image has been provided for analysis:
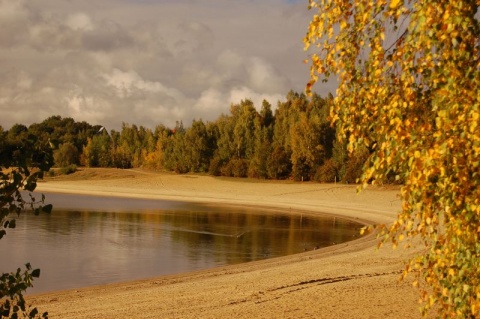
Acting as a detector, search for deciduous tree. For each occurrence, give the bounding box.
[304,0,480,316]
[54,143,79,167]
[184,119,213,172]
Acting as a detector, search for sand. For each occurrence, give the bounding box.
[27,168,427,318]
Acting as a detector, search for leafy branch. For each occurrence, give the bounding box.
[1,129,53,318]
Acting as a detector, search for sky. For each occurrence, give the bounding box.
[0,0,332,130]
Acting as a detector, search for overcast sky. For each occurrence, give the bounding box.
[0,0,332,130]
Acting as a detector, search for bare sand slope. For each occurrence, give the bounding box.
[29,169,426,318]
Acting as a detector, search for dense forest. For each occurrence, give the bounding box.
[1,91,371,183]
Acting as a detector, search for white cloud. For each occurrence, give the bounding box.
[0,0,320,130]
[247,57,289,94]
[228,87,284,112]
[103,68,186,105]
[194,88,225,113]
[65,94,101,119]
[194,86,283,121]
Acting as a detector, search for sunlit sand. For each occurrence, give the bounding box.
[29,168,425,318]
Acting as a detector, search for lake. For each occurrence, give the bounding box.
[0,193,363,294]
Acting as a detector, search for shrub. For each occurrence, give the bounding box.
[208,156,224,176]
[314,159,337,183]
[230,158,248,178]
[54,143,79,167]
[59,164,77,175]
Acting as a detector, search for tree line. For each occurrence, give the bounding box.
[2,91,370,183]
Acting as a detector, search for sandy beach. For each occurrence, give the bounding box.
[28,168,426,318]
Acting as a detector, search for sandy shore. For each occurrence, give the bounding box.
[28,169,426,318]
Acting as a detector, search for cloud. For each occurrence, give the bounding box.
[102,69,181,99]
[0,0,30,47]
[0,0,319,130]
[193,86,283,122]
[247,57,289,94]
[65,12,94,31]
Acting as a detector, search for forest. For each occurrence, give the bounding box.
[1,91,371,183]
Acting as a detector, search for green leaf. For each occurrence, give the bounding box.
[29,308,39,318]
[24,181,36,192]
[31,269,40,278]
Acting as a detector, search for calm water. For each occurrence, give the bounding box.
[0,193,362,294]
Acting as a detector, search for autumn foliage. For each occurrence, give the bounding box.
[304,0,479,317]
[4,92,366,183]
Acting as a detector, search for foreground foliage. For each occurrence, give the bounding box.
[304,0,480,317]
[0,127,52,318]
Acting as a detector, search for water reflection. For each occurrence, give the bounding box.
[0,193,362,294]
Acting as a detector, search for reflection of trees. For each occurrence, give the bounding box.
[33,205,362,265]
[163,207,361,265]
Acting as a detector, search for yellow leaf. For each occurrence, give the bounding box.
[389,0,401,9]
[406,220,413,230]
[442,288,448,296]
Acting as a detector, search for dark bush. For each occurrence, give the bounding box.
[208,156,224,176]
[230,158,249,178]
[343,147,369,184]
[314,159,337,183]
[220,158,248,177]
[59,164,77,175]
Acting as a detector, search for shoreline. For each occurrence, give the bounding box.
[28,169,424,318]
